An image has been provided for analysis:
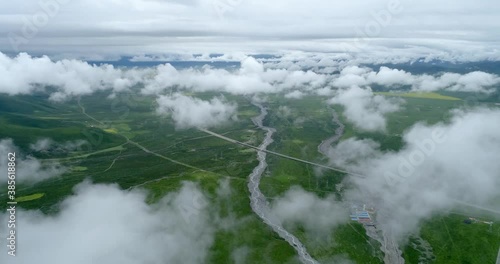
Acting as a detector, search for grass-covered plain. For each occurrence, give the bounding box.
[0,90,498,263]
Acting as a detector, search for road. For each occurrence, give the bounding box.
[78,97,208,171]
[198,129,364,178]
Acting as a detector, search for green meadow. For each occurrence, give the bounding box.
[0,90,498,263]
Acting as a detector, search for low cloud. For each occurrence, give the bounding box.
[328,108,500,240]
[30,138,87,153]
[0,53,334,100]
[156,93,238,129]
[0,139,65,184]
[329,86,403,132]
[270,186,348,239]
[332,66,500,93]
[0,53,139,101]
[0,181,215,264]
[416,71,500,92]
[142,57,328,96]
[1,52,498,103]
[284,90,306,99]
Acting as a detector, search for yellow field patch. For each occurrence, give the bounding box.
[376,92,461,101]
[239,110,259,117]
[72,166,88,171]
[15,193,45,202]
[239,148,256,153]
[37,116,69,120]
[104,128,118,134]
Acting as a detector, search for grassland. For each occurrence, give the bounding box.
[261,95,384,263]
[404,214,500,264]
[0,91,298,263]
[0,89,498,263]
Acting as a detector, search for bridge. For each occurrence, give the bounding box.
[198,128,364,178]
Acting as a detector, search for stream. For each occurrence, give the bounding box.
[247,102,319,264]
[317,108,405,264]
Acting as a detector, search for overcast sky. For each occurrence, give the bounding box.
[1,0,499,58]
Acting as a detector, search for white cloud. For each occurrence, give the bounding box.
[367,66,414,87]
[1,0,499,59]
[156,93,238,129]
[0,181,215,264]
[0,53,138,101]
[331,65,500,93]
[231,246,251,264]
[30,138,87,152]
[328,108,500,240]
[0,139,65,184]
[329,86,403,132]
[284,90,306,99]
[1,52,498,103]
[332,66,370,88]
[270,186,348,238]
[415,71,500,93]
[142,57,329,96]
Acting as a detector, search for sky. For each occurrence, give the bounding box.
[1,1,500,262]
[1,0,499,59]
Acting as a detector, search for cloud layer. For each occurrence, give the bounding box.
[328,108,500,240]
[333,66,500,93]
[270,186,348,238]
[156,94,238,129]
[1,0,499,59]
[30,138,87,153]
[0,181,215,264]
[0,139,65,184]
[0,53,139,101]
[329,86,403,132]
[1,52,498,104]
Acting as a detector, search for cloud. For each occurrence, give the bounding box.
[328,108,500,240]
[367,66,414,87]
[156,93,238,129]
[0,139,65,184]
[284,90,306,99]
[0,180,215,264]
[1,0,500,59]
[140,57,273,95]
[231,246,251,264]
[0,53,139,101]
[30,138,87,153]
[142,57,328,96]
[276,105,293,118]
[328,86,403,132]
[416,71,500,93]
[1,52,498,104]
[332,66,370,88]
[270,186,348,238]
[330,65,500,93]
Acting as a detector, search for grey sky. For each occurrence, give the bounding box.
[0,0,499,58]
